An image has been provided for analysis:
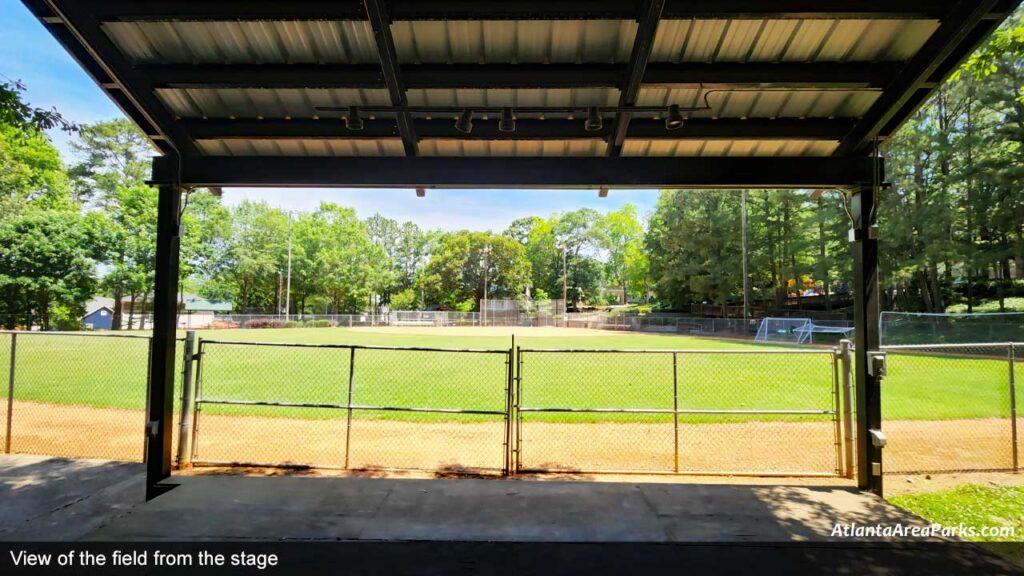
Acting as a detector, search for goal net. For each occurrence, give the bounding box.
[880,311,1024,345]
[755,317,813,344]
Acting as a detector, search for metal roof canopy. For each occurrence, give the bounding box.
[23,0,1019,504]
[23,0,1021,189]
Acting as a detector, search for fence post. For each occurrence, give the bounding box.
[190,340,204,464]
[839,339,855,479]
[504,340,514,476]
[5,332,15,454]
[344,347,356,469]
[176,331,196,468]
[143,338,154,462]
[515,347,523,473]
[672,352,679,474]
[1010,343,1019,473]
[832,347,842,476]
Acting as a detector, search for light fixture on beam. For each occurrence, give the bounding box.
[665,104,684,130]
[499,107,516,132]
[416,187,426,198]
[455,109,473,134]
[598,187,609,198]
[584,106,603,132]
[344,106,364,130]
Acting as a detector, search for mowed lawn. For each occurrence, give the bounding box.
[1,328,1018,423]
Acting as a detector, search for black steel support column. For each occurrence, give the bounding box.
[145,181,182,500]
[850,184,883,496]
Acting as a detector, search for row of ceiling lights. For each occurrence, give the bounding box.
[340,104,687,133]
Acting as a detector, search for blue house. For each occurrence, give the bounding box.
[82,297,115,330]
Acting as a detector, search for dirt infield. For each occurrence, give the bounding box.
[5,401,1021,476]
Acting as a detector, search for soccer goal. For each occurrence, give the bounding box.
[755,317,813,344]
[755,317,855,344]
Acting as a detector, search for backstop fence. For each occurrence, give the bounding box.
[1,330,1021,479]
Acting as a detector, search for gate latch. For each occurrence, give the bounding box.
[868,352,886,379]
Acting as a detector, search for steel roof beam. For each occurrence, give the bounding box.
[85,1,957,21]
[362,0,417,156]
[180,118,855,141]
[835,0,1006,155]
[608,0,664,157]
[143,62,897,90]
[25,1,193,155]
[153,155,881,189]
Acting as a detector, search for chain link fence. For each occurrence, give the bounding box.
[191,340,512,474]
[3,329,1020,479]
[0,331,185,462]
[514,348,846,476]
[880,343,1020,474]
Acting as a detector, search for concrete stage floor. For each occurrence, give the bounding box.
[1,455,1020,574]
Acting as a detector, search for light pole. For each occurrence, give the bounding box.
[742,190,751,323]
[277,270,283,317]
[481,246,490,327]
[559,243,568,326]
[285,211,293,321]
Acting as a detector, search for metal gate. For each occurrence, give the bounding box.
[191,339,513,474]
[514,347,849,476]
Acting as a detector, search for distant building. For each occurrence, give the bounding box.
[180,298,234,329]
[600,286,627,305]
[82,297,115,330]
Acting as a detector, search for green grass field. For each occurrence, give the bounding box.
[890,485,1023,564]
[1,327,1019,423]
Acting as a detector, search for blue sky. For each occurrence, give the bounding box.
[1,0,660,231]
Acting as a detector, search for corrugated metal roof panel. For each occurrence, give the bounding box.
[622,139,838,157]
[407,88,619,108]
[651,19,938,62]
[103,21,379,64]
[156,88,391,118]
[638,88,879,118]
[419,139,605,157]
[392,20,638,64]
[196,139,405,156]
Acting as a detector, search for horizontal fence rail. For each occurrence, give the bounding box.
[514,347,845,477]
[191,339,513,475]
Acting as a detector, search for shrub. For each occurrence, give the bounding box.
[304,319,332,328]
[242,318,289,329]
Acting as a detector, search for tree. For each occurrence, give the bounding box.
[647,190,742,308]
[364,214,429,308]
[312,203,391,313]
[69,119,156,328]
[420,231,530,309]
[217,200,289,312]
[0,121,71,217]
[0,210,98,329]
[0,79,76,135]
[594,204,646,301]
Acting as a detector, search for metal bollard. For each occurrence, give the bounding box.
[176,331,196,468]
[839,339,855,479]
